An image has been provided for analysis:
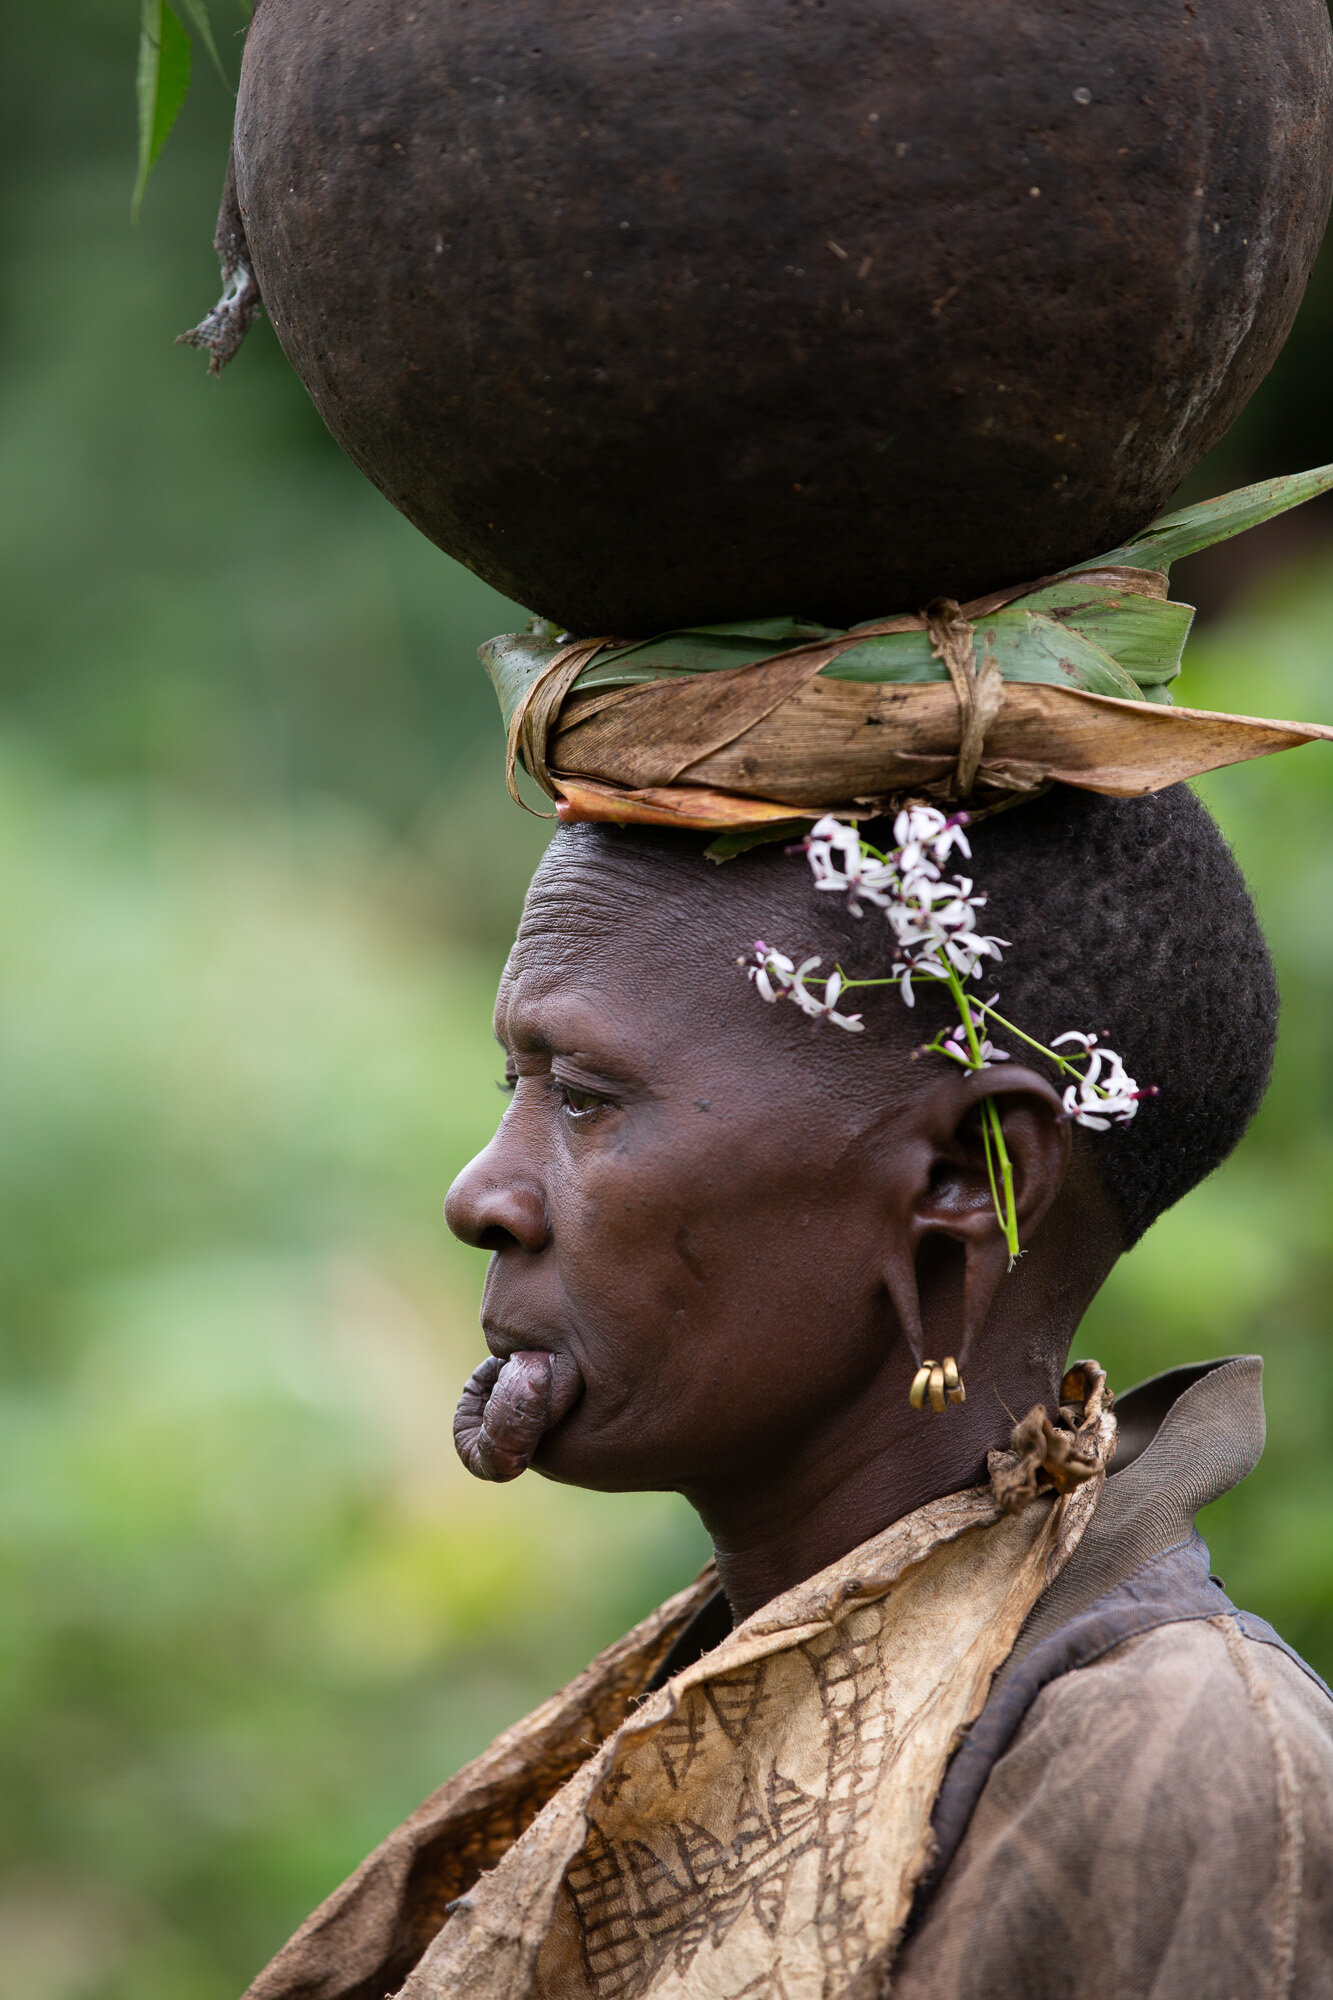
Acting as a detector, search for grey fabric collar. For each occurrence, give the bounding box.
[997,1353,1265,1688]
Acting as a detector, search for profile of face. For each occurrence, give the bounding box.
[445,826,1121,1584]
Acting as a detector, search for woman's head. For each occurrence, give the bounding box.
[445,785,1276,1533]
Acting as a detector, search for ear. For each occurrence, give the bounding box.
[880,1066,1070,1377]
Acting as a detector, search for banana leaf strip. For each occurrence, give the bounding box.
[480,568,1184,729]
[551,682,1333,814]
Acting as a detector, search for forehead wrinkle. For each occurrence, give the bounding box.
[547,824,925,994]
[517,876,628,947]
[531,823,901,988]
[513,851,704,988]
[527,825,812,952]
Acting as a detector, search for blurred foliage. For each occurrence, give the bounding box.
[2,1,1333,1995]
[0,751,706,1998]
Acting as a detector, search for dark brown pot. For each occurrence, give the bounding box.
[229,0,1333,632]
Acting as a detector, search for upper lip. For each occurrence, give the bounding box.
[482,1325,559,1362]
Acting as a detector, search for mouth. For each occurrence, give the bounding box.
[482,1324,556,1363]
[453,1345,585,1482]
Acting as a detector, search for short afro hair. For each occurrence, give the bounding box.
[555,784,1277,1247]
[936,784,1277,1243]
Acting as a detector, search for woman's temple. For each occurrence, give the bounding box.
[185,1,1333,1994]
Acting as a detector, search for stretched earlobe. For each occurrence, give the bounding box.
[890,1068,1070,1410]
[895,1232,1008,1414]
[882,1241,927,1372]
[956,1229,1013,1377]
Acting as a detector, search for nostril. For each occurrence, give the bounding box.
[477,1224,520,1253]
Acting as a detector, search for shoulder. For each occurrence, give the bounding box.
[986,1611,1333,1813]
[893,1615,1333,2000]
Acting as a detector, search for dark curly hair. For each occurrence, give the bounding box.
[934,784,1277,1243]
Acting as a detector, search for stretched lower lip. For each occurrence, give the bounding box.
[453,1347,584,1482]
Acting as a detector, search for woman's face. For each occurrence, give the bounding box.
[444,835,926,1496]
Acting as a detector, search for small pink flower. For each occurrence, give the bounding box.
[1053,1032,1146,1127]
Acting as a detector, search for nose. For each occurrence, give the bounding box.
[444,1134,551,1253]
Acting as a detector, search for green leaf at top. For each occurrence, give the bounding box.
[172,0,230,84]
[704,822,811,862]
[133,0,192,221]
[1088,462,1333,573]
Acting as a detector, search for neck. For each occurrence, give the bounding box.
[688,1361,1052,1626]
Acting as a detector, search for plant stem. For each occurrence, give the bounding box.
[809,972,1087,1085]
[980,1096,1002,1220]
[943,965,1021,1261]
[986,1098,1020,1263]
[967,998,1083,1076]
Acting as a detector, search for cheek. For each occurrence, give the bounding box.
[547,1117,886,1405]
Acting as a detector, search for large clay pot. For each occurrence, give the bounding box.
[228,0,1333,632]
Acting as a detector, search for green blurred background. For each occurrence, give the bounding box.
[5,5,1333,1994]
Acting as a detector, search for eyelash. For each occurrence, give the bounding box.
[497,1074,612,1120]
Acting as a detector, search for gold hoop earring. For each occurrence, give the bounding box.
[909,1357,966,1412]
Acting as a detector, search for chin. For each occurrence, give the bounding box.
[529,1422,690,1495]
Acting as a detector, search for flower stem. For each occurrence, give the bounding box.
[985,1097,1020,1264]
[809,975,1091,1089]
[967,998,1084,1076]
[935,965,1020,1260]
[980,1096,1002,1222]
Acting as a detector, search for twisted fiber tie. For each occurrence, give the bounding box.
[923,597,1006,798]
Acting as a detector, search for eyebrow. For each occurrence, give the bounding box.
[494,991,654,1089]
[494,1025,550,1055]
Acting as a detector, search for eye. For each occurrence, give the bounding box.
[497,1072,517,1094]
[553,1081,610,1121]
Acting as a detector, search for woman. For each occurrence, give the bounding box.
[244,782,1333,1999]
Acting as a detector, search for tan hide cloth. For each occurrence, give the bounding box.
[389,1413,1113,2000]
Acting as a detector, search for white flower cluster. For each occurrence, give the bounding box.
[803,809,1006,1005]
[745,943,865,1031]
[742,810,1151,1134]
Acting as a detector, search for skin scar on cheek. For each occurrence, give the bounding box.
[674,1225,707,1282]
